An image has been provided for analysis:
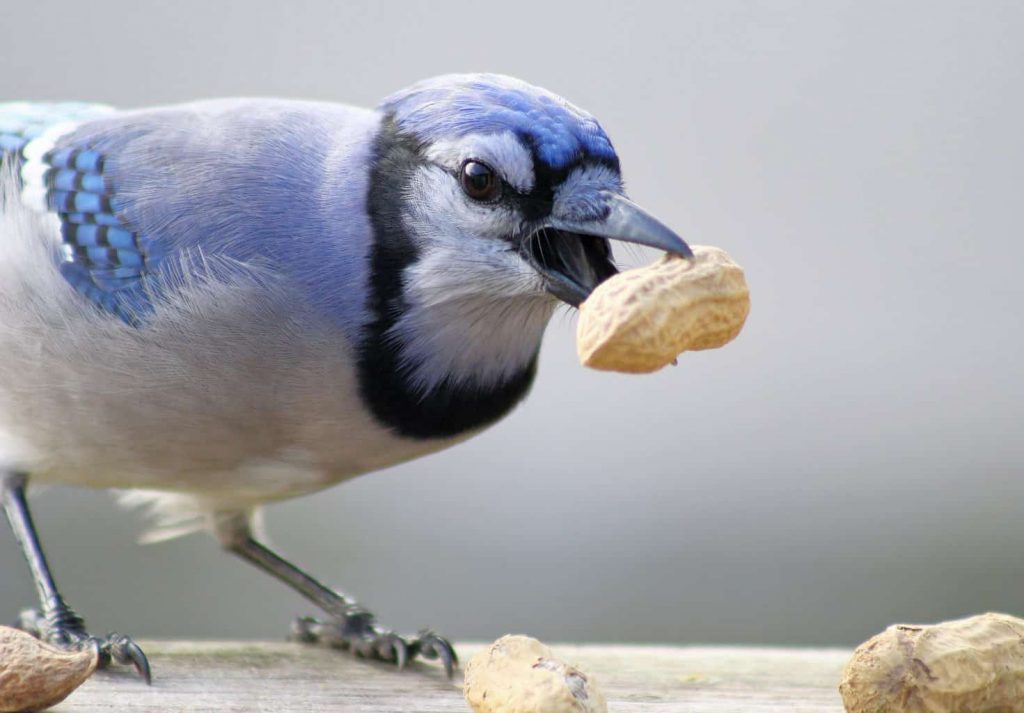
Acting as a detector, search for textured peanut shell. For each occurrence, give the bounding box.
[464,635,607,713]
[0,625,98,712]
[840,612,1024,713]
[577,245,750,373]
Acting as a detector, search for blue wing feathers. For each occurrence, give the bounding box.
[2,99,378,335]
[0,134,28,153]
[63,211,123,226]
[47,168,111,193]
[0,102,114,160]
[43,143,156,321]
[61,223,136,249]
[0,102,184,323]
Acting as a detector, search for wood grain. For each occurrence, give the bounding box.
[52,641,851,712]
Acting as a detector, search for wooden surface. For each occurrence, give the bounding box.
[54,640,852,712]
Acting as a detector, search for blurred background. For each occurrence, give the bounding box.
[1,0,1022,649]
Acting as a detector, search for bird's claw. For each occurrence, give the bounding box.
[14,607,151,683]
[100,633,152,684]
[409,629,458,679]
[289,613,456,677]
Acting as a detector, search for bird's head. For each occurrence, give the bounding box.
[358,74,693,427]
[374,74,692,310]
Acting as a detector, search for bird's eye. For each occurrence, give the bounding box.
[460,160,501,202]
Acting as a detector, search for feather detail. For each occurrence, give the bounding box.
[380,73,618,170]
[115,489,214,544]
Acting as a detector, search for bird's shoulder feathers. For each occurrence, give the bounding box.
[1,98,380,330]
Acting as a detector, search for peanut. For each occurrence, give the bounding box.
[0,625,99,713]
[840,612,1024,713]
[464,635,607,713]
[577,245,750,373]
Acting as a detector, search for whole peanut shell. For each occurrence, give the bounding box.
[577,245,750,373]
[840,612,1024,713]
[0,626,99,713]
[464,635,607,713]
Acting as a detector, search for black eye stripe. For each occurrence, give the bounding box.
[436,151,622,223]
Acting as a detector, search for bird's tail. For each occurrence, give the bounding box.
[113,490,208,543]
[115,489,267,546]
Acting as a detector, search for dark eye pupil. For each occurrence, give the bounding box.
[461,161,498,200]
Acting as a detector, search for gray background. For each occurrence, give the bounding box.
[1,1,1022,649]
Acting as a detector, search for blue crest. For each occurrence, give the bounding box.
[379,74,618,170]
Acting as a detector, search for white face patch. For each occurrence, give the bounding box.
[402,163,543,302]
[391,247,554,396]
[405,163,529,244]
[424,131,535,194]
[394,161,554,396]
[390,144,628,398]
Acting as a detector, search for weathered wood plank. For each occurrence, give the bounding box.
[53,641,851,712]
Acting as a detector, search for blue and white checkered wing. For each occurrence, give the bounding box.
[1,102,166,324]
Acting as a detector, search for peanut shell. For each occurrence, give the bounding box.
[0,625,99,713]
[840,612,1024,712]
[464,635,606,713]
[577,245,750,373]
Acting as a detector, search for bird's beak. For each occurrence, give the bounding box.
[523,191,693,307]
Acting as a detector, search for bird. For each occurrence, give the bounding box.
[0,74,692,681]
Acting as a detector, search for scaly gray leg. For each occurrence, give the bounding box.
[221,525,455,678]
[1,471,150,682]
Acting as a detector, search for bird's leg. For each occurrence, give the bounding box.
[220,524,456,678]
[1,471,150,682]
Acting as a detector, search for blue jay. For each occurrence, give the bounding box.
[0,74,691,681]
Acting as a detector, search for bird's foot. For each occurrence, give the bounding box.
[15,607,151,683]
[289,607,457,678]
